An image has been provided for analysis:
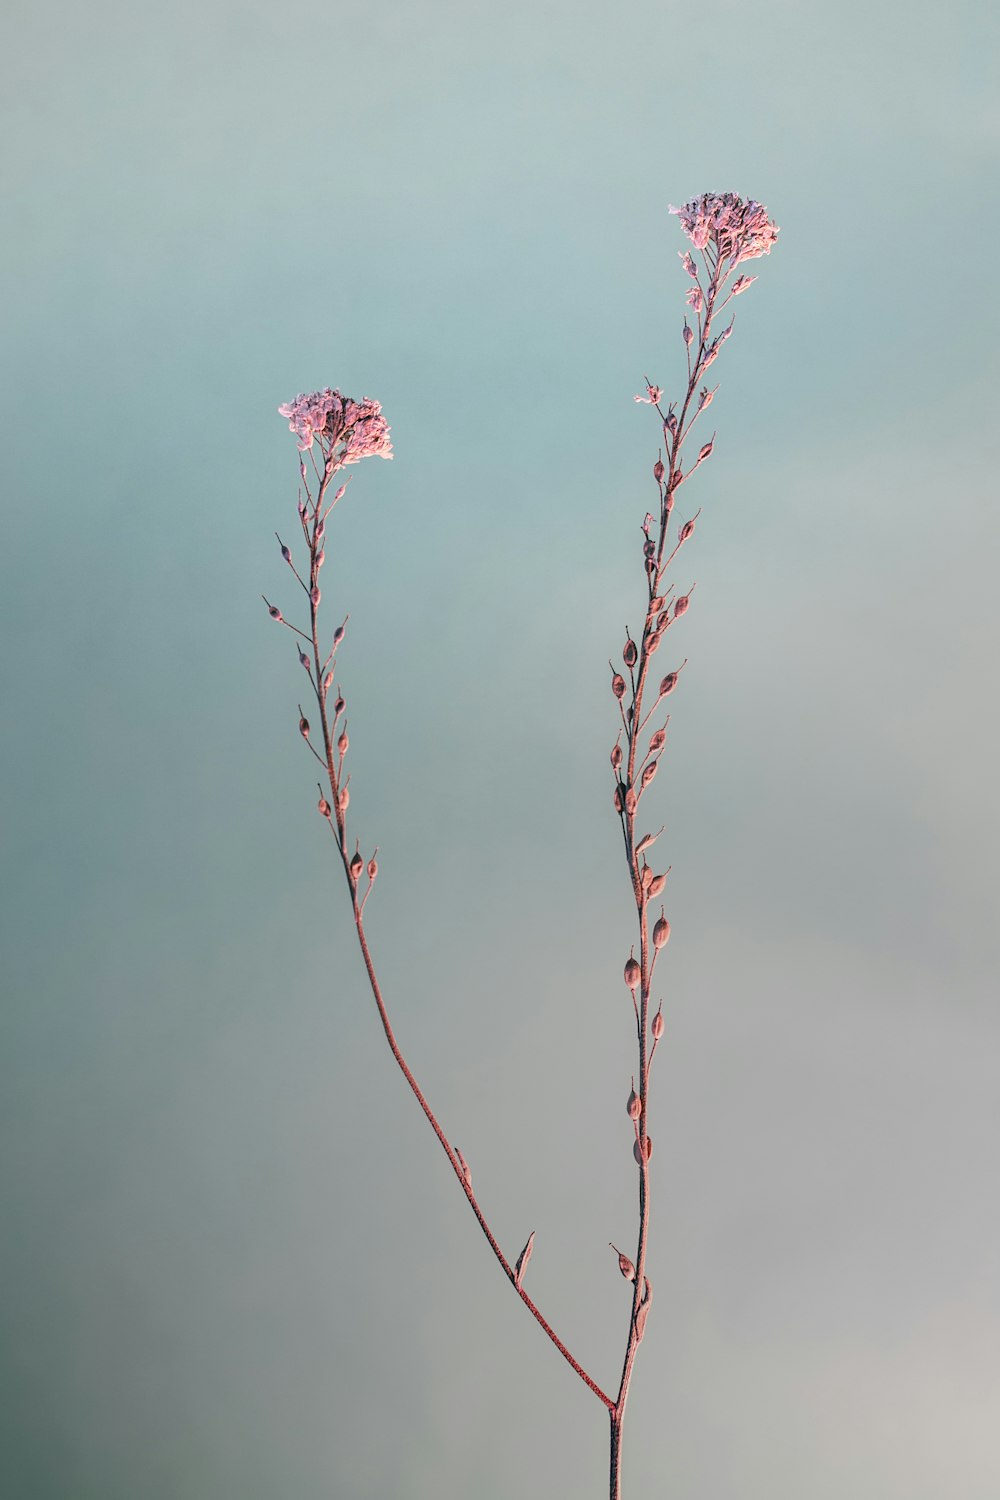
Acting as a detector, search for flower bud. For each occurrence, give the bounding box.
[652,1007,664,1040]
[674,595,690,618]
[653,458,665,483]
[627,1084,642,1120]
[612,674,626,700]
[653,915,671,949]
[648,873,666,899]
[624,956,641,992]
[623,639,638,668]
[610,1243,636,1281]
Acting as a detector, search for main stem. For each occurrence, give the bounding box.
[608,252,728,1499]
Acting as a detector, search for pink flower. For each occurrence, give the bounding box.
[685,285,704,315]
[278,388,393,462]
[669,193,779,267]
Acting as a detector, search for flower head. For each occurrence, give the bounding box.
[668,193,779,266]
[278,388,393,462]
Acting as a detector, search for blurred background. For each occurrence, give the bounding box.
[2,1,998,1496]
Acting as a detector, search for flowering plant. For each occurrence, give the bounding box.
[262,191,778,1498]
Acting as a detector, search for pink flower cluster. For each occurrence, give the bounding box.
[278,388,393,463]
[668,193,779,265]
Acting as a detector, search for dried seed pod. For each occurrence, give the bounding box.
[316,548,326,569]
[633,1138,653,1165]
[334,484,347,502]
[333,625,345,646]
[298,646,310,670]
[653,915,671,949]
[455,1147,472,1190]
[679,518,696,542]
[277,537,291,562]
[645,1136,653,1160]
[612,673,626,700]
[652,1007,664,1040]
[627,1083,642,1120]
[310,584,321,607]
[674,595,690,618]
[648,873,666,899]
[641,760,658,789]
[650,596,665,614]
[323,672,334,692]
[649,728,666,753]
[643,538,656,560]
[624,956,641,992]
[334,695,345,717]
[611,744,623,769]
[367,855,378,880]
[337,731,349,756]
[264,599,283,622]
[625,788,637,816]
[698,439,714,463]
[635,1298,650,1343]
[641,864,654,892]
[349,851,363,880]
[659,672,679,697]
[653,457,665,482]
[610,1243,636,1282]
[298,712,310,740]
[338,787,350,812]
[623,639,638,668]
[656,609,671,633]
[317,796,331,818]
[513,1230,535,1289]
[613,786,624,813]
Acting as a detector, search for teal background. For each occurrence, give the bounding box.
[2,1,999,1496]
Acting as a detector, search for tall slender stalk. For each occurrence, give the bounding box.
[262,192,778,1499]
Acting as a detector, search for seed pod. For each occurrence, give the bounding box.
[323,671,334,692]
[610,1243,636,1282]
[649,728,666,753]
[338,787,350,812]
[648,873,666,899]
[611,744,623,769]
[623,639,638,668]
[367,856,378,880]
[333,625,345,646]
[632,1137,652,1165]
[349,852,363,880]
[318,796,331,818]
[316,548,326,569]
[311,585,321,607]
[653,458,665,483]
[641,864,654,892]
[643,538,655,560]
[683,321,693,348]
[698,439,714,463]
[674,595,690,618]
[635,1298,651,1343]
[298,713,310,740]
[644,557,656,578]
[337,731,349,755]
[298,647,310,670]
[334,695,345,717]
[641,760,658,789]
[514,1230,535,1289]
[650,596,665,614]
[652,1007,664,1040]
[278,538,291,562]
[679,518,695,542]
[334,484,347,502]
[316,520,326,541]
[627,1083,642,1120]
[624,956,641,992]
[612,673,626,700]
[659,672,678,697]
[625,788,637,815]
[653,915,671,949]
[613,786,623,813]
[455,1147,472,1190]
[265,601,282,621]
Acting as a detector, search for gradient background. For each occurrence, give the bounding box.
[2,1,999,1496]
